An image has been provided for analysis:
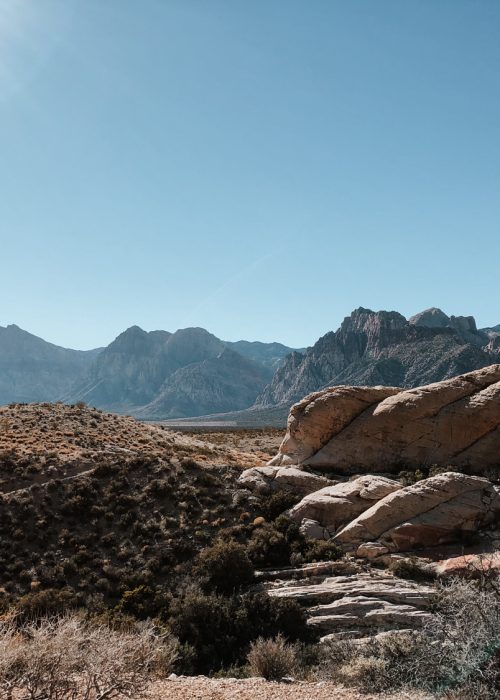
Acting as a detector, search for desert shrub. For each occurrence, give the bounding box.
[14,587,80,622]
[388,556,437,582]
[193,540,254,594]
[318,576,500,694]
[301,539,343,563]
[115,585,166,620]
[0,615,178,700]
[259,491,298,521]
[247,523,291,568]
[167,589,312,674]
[247,634,298,680]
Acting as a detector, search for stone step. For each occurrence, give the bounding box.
[267,572,435,607]
[307,597,432,634]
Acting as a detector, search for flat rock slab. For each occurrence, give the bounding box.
[237,465,331,496]
[266,570,435,639]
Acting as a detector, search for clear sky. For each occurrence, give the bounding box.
[1,0,499,350]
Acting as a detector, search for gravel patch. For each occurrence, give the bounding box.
[147,678,430,700]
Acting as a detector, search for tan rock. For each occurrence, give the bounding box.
[267,571,434,639]
[268,386,401,466]
[270,365,500,474]
[335,472,500,552]
[356,542,389,559]
[237,465,330,496]
[299,518,330,540]
[289,475,401,534]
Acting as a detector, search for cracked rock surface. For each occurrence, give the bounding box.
[265,569,434,641]
[270,365,500,473]
[335,472,500,551]
[289,475,401,535]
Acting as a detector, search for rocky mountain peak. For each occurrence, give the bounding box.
[409,307,450,328]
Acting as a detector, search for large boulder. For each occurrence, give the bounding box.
[270,365,500,474]
[289,475,401,535]
[269,386,400,467]
[237,465,330,496]
[335,472,500,552]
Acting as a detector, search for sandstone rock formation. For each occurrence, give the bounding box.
[269,386,400,466]
[237,465,331,496]
[335,472,500,552]
[270,365,500,473]
[266,570,434,640]
[288,475,401,535]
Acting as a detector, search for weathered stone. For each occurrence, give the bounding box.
[356,542,389,559]
[270,365,500,474]
[335,472,500,552]
[299,518,329,540]
[237,465,330,496]
[266,571,434,640]
[289,475,401,534]
[269,386,400,467]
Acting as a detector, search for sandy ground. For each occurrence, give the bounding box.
[147,678,429,700]
[175,428,284,463]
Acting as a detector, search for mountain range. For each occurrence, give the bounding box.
[0,307,498,420]
[0,323,298,417]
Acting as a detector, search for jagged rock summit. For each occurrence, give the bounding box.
[256,307,499,408]
[270,364,500,473]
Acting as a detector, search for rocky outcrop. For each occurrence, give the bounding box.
[269,386,400,466]
[335,472,500,552]
[256,307,497,408]
[288,476,401,535]
[237,465,330,496]
[266,570,434,640]
[270,365,500,473]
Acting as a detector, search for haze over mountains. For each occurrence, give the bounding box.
[0,323,298,417]
[1,307,498,420]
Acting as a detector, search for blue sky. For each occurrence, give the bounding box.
[1,0,499,350]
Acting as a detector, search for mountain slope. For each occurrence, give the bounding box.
[64,327,294,418]
[135,348,271,418]
[69,326,225,411]
[225,340,303,371]
[256,308,499,407]
[0,324,101,404]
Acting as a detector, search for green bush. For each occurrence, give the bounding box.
[167,589,313,675]
[247,524,291,568]
[302,539,343,563]
[193,540,254,595]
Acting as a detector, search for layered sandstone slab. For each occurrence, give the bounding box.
[335,472,500,552]
[270,365,500,473]
[266,571,434,639]
[289,475,401,535]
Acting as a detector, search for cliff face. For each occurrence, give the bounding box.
[61,327,290,417]
[255,308,499,407]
